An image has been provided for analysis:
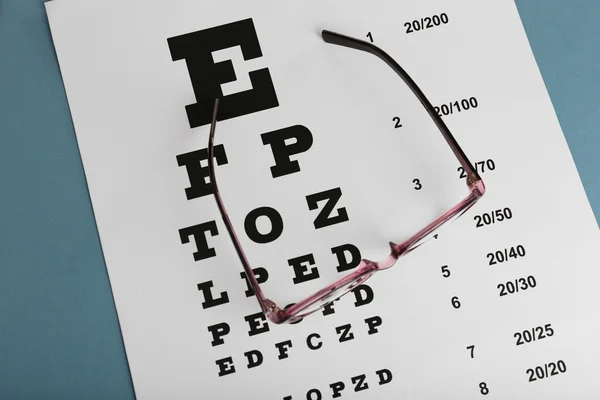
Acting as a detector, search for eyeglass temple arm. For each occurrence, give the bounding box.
[207,99,278,317]
[321,29,482,189]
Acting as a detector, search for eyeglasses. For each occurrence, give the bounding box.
[207,29,486,324]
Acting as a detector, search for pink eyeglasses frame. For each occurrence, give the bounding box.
[207,29,486,324]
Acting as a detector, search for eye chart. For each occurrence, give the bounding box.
[46,0,600,399]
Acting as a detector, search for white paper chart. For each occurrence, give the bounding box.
[46,0,600,398]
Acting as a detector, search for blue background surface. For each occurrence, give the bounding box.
[1,1,598,398]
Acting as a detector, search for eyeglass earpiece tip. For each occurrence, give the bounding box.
[321,29,335,43]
